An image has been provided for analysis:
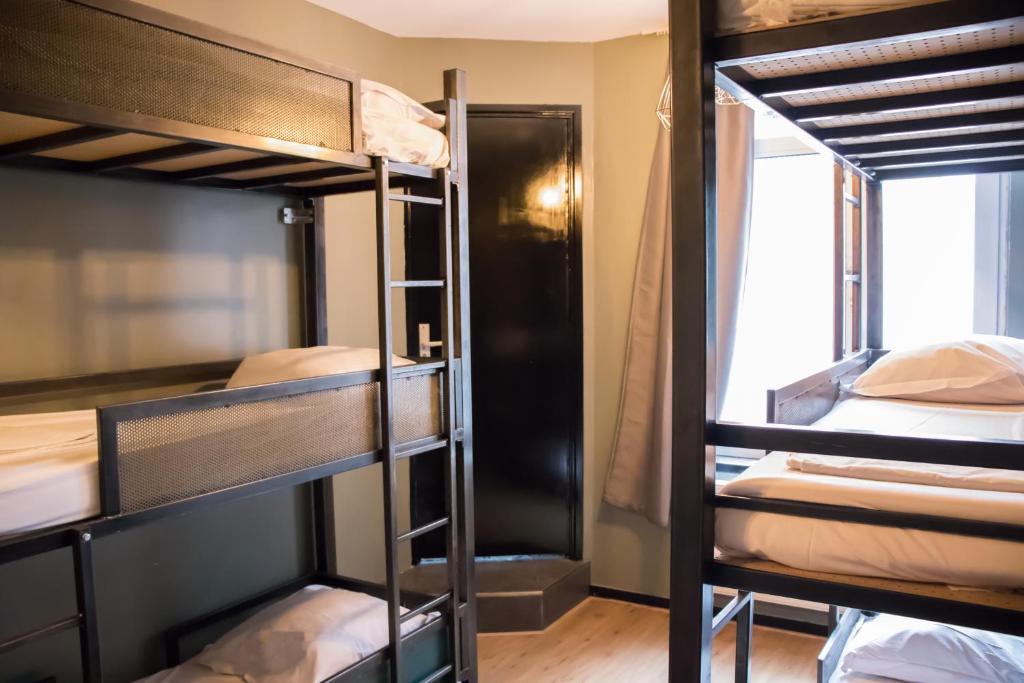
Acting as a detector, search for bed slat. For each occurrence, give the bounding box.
[752,45,1024,98]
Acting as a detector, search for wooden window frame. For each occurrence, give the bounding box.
[833,163,865,359]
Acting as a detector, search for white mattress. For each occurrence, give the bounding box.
[717,397,1024,588]
[0,409,100,536]
[813,395,1024,442]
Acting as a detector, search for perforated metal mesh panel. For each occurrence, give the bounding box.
[0,0,352,152]
[113,375,439,513]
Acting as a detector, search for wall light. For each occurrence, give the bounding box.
[539,186,563,209]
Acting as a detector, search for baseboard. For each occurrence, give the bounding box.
[589,585,669,609]
[589,585,828,637]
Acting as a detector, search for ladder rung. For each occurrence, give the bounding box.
[394,360,447,376]
[0,614,82,654]
[387,161,435,179]
[397,517,449,543]
[391,280,444,288]
[419,664,454,683]
[401,592,452,624]
[396,438,449,460]
[389,193,443,206]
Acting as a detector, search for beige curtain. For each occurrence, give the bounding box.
[603,102,755,527]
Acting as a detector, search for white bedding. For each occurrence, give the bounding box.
[831,613,1024,683]
[830,673,900,683]
[137,663,241,683]
[136,586,437,683]
[0,409,100,536]
[0,348,414,537]
[716,397,1024,588]
[718,0,941,34]
[362,115,449,168]
[787,396,1024,494]
[361,80,449,168]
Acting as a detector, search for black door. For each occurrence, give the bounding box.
[407,106,583,560]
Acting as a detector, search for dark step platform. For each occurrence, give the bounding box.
[402,558,590,633]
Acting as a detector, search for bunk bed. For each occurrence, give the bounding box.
[0,1,475,681]
[667,0,1024,681]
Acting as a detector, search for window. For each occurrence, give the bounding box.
[721,148,836,425]
[881,175,978,349]
[721,111,1004,430]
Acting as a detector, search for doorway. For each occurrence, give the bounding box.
[406,105,583,560]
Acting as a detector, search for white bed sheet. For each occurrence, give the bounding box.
[136,662,241,683]
[830,672,899,683]
[135,586,439,683]
[361,81,449,168]
[362,114,449,168]
[814,395,1024,440]
[716,397,1024,588]
[0,409,100,536]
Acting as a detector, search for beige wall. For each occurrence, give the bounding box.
[591,34,671,596]
[9,0,670,596]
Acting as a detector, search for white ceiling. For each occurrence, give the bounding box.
[308,0,668,43]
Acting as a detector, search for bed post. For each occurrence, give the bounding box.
[864,181,883,350]
[668,0,717,681]
[444,67,478,683]
[301,196,335,576]
[73,527,102,683]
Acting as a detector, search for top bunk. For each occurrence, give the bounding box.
[713,0,1024,181]
[0,0,455,197]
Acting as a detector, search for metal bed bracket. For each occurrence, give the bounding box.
[711,591,753,683]
[281,207,314,225]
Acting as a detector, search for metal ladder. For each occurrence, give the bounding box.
[375,155,464,683]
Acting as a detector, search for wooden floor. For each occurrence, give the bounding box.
[478,597,824,682]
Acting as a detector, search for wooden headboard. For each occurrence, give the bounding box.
[767,349,887,426]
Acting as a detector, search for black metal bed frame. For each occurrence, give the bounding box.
[0,2,475,681]
[668,1,1024,681]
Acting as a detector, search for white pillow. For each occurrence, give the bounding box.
[851,336,1024,404]
[841,613,1024,683]
[196,586,434,683]
[363,114,451,168]
[362,79,445,130]
[227,346,415,389]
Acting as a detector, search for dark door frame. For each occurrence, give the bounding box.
[406,104,584,560]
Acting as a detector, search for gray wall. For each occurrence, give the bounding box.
[0,168,311,683]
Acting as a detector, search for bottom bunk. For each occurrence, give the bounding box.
[816,608,1024,683]
[139,575,450,683]
[713,556,1024,632]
